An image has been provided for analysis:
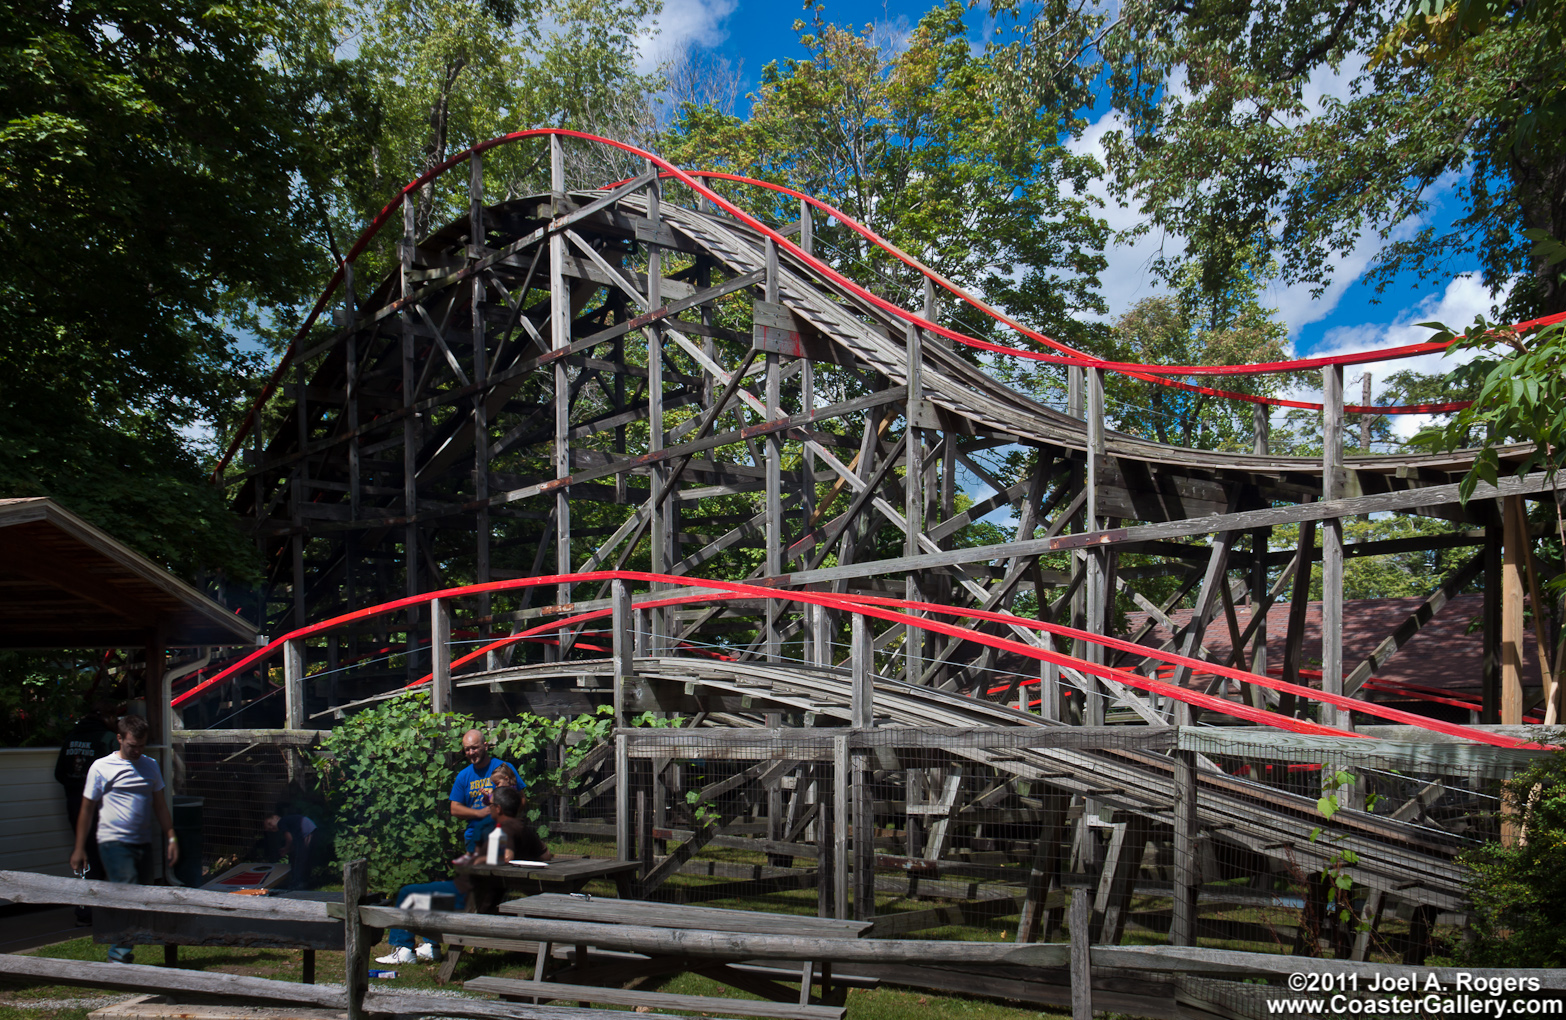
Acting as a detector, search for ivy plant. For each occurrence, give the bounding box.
[318,692,642,893]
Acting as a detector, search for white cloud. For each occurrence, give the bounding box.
[636,0,738,74]
[1278,274,1504,441]
[1065,108,1179,324]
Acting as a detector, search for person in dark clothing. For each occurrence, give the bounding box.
[263,808,324,890]
[54,701,118,921]
[376,787,551,965]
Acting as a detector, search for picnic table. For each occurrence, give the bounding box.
[454,856,641,913]
[462,893,873,1020]
[435,856,641,982]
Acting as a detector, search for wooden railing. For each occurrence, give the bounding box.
[4,866,1566,1020]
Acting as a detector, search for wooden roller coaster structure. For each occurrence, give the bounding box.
[182,130,1565,980]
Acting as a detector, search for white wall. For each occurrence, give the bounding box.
[0,747,75,896]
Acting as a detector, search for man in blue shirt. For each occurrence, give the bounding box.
[449,729,520,851]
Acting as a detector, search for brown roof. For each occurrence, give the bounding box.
[0,498,256,648]
[1124,593,1539,696]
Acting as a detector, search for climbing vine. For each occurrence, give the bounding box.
[318,692,657,892]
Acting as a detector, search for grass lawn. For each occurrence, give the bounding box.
[0,933,1074,1020]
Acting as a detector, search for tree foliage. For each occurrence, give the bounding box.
[1,0,325,578]
[1451,750,1566,967]
[1092,0,1566,320]
[320,691,622,892]
[662,1,1110,384]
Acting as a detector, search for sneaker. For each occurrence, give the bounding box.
[415,943,441,962]
[376,948,416,965]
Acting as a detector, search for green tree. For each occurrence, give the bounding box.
[1092,0,1566,322]
[662,2,1110,386]
[1,0,327,579]
[278,0,661,289]
[1452,750,1566,967]
[1102,265,1300,450]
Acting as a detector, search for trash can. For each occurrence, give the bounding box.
[172,796,204,888]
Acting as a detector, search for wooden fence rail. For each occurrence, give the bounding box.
[7,866,1566,1020]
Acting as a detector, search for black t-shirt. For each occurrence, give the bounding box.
[55,717,115,786]
[495,816,549,861]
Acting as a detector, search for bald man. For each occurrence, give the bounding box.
[449,729,521,851]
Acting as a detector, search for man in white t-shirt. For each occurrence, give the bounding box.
[69,714,178,964]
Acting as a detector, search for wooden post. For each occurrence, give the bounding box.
[1279,515,1317,718]
[636,787,652,875]
[615,732,631,862]
[343,859,368,1020]
[817,763,835,919]
[550,134,573,623]
[612,579,632,722]
[1482,511,1503,723]
[1501,495,1525,725]
[904,318,925,685]
[1084,368,1106,725]
[400,199,420,672]
[283,637,305,730]
[1070,885,1092,1020]
[764,238,782,661]
[430,598,451,713]
[1017,788,1069,943]
[851,613,872,729]
[470,152,493,665]
[645,161,667,654]
[852,742,873,921]
[1170,748,1199,947]
[832,735,849,921]
[1322,365,1347,730]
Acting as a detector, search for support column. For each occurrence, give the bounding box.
[851,612,872,728]
[1170,748,1199,946]
[615,732,630,861]
[764,238,782,661]
[283,637,305,730]
[470,153,493,666]
[1501,495,1525,724]
[833,734,849,921]
[400,199,420,673]
[799,201,816,567]
[550,135,573,636]
[1321,365,1347,730]
[646,162,668,654]
[343,260,360,656]
[612,579,632,722]
[1084,367,1106,725]
[904,315,925,684]
[430,598,452,713]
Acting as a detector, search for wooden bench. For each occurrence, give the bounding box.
[483,893,869,1008]
[466,976,847,1020]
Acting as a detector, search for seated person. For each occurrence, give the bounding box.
[375,786,551,965]
[451,729,521,853]
[264,807,325,890]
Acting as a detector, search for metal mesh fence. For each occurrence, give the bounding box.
[174,741,320,879]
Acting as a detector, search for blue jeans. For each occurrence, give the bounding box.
[99,841,154,963]
[386,880,464,950]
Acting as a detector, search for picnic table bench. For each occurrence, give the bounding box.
[461,893,871,1019]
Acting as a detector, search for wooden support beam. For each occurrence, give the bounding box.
[1502,495,1526,725]
[344,858,369,1020]
[1071,885,1092,1020]
[1322,365,1347,730]
[1169,531,1236,725]
[430,597,452,713]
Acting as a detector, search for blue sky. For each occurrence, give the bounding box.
[638,0,1496,438]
